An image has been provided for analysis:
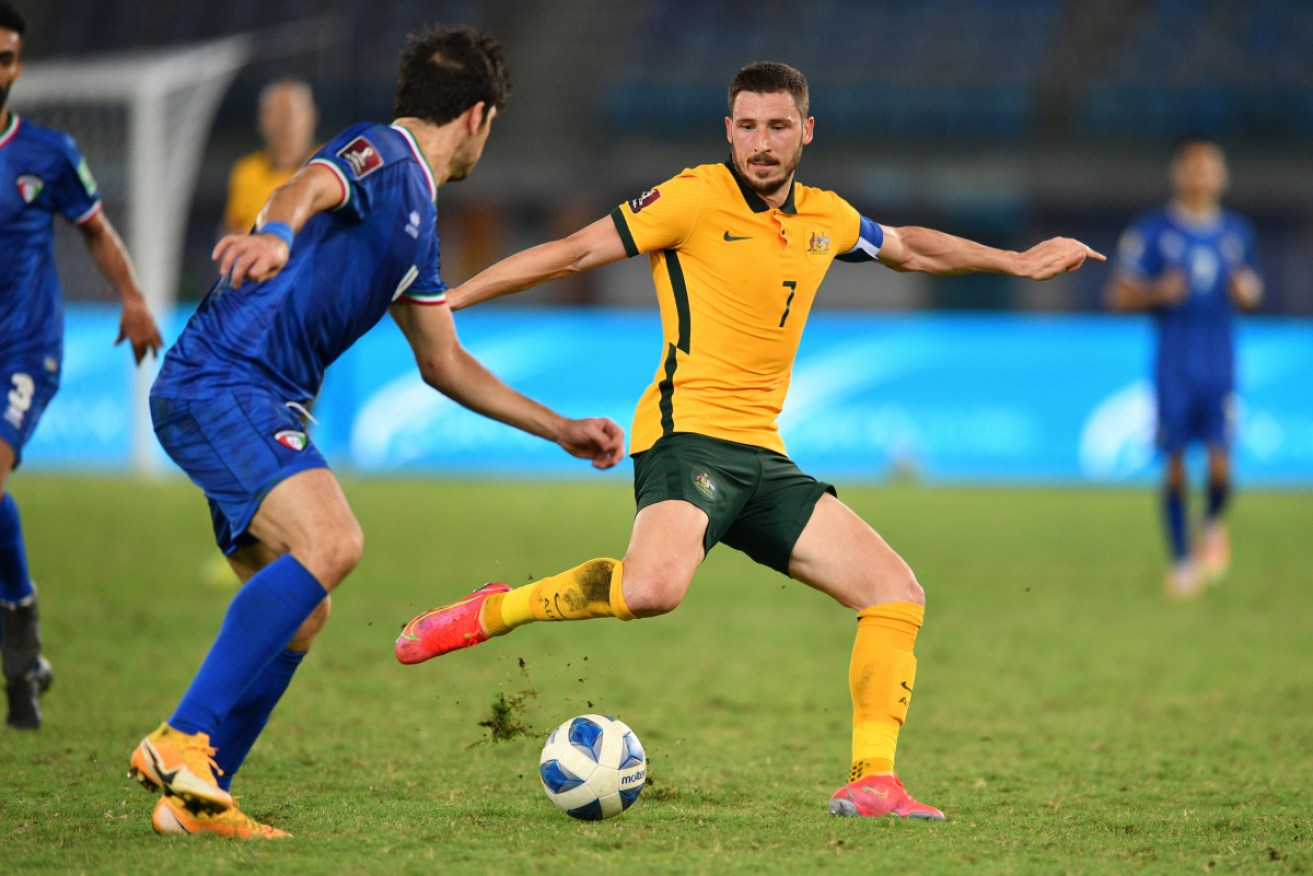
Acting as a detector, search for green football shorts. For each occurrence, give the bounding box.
[631,432,836,574]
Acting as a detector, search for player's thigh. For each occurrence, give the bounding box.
[247,467,363,586]
[1155,385,1192,454]
[621,499,709,613]
[1,359,58,476]
[788,493,922,610]
[631,433,754,556]
[151,390,356,580]
[1200,390,1237,452]
[0,439,13,493]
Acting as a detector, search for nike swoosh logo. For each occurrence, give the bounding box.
[723,231,751,241]
[150,749,181,787]
[398,591,484,641]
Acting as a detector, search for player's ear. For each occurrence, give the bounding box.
[801,116,815,145]
[724,116,733,144]
[466,101,488,134]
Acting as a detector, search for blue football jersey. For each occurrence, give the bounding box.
[1115,206,1259,393]
[0,114,103,364]
[153,122,446,403]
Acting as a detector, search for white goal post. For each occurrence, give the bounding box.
[16,37,250,473]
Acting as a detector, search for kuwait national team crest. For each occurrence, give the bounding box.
[16,174,44,204]
[628,188,661,213]
[275,429,308,451]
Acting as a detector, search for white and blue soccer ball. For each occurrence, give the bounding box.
[539,714,646,820]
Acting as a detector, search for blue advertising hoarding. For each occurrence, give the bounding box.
[22,305,1313,486]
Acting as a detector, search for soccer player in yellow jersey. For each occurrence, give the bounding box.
[397,62,1104,819]
[222,79,317,235]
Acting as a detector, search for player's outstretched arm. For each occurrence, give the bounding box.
[877,225,1105,280]
[447,216,629,310]
[212,163,345,288]
[390,300,625,469]
[76,212,163,364]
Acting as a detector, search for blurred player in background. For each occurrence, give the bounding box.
[398,61,1103,821]
[223,78,317,235]
[126,26,623,839]
[0,0,162,730]
[1108,137,1262,599]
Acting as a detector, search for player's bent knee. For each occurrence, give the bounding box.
[621,574,688,618]
[301,523,364,589]
[856,565,925,609]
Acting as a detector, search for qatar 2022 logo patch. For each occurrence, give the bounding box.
[628,188,661,213]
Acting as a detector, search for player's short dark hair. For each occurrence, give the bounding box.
[729,62,809,118]
[0,0,27,37]
[394,25,511,127]
[1172,132,1223,158]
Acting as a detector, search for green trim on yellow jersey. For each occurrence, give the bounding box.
[610,206,639,257]
[613,161,862,456]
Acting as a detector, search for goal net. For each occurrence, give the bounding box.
[15,36,250,473]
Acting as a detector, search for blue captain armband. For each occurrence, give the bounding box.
[256,221,295,249]
[836,215,884,263]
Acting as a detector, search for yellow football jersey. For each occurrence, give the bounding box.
[611,161,864,455]
[223,150,302,234]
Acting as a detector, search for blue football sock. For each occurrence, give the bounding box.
[1206,480,1230,522]
[212,647,306,791]
[1163,487,1188,562]
[170,555,326,736]
[0,492,36,607]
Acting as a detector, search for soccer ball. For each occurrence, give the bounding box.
[538,714,646,820]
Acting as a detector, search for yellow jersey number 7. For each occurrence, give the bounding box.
[779,281,797,328]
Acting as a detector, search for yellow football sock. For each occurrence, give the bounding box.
[481,558,633,636]
[848,601,924,781]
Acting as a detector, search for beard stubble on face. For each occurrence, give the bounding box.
[734,145,803,201]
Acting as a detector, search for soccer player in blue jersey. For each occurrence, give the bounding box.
[0,1,163,730]
[1109,136,1262,599]
[125,26,624,839]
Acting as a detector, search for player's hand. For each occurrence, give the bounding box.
[556,417,626,469]
[1153,270,1188,307]
[1227,268,1262,311]
[115,295,164,364]
[1015,238,1106,280]
[213,232,291,288]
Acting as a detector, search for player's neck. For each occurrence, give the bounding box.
[0,108,10,132]
[1170,197,1221,225]
[392,117,461,186]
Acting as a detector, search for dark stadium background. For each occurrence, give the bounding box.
[18,0,1313,314]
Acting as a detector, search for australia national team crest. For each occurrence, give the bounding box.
[628,188,661,213]
[692,470,717,501]
[274,429,308,451]
[807,230,831,255]
[337,135,383,179]
[16,174,44,204]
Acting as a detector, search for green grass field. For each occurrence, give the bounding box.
[3,474,1311,874]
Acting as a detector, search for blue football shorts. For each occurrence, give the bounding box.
[1156,383,1234,453]
[150,388,328,554]
[1,355,61,468]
